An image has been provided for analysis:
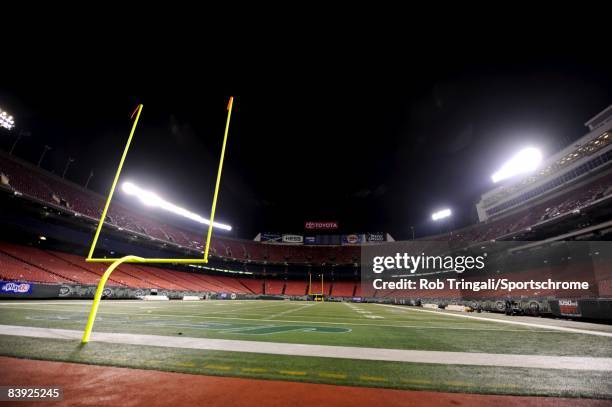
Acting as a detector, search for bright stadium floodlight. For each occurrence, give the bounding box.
[0,108,15,130]
[122,181,232,231]
[432,208,451,221]
[491,147,542,183]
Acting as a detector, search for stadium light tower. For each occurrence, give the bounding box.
[122,181,232,231]
[491,147,542,183]
[37,145,52,167]
[62,157,75,178]
[9,130,30,155]
[431,208,451,221]
[85,170,94,189]
[432,208,452,236]
[0,108,15,130]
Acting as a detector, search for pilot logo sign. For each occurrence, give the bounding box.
[0,282,32,294]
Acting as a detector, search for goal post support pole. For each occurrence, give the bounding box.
[81,255,144,343]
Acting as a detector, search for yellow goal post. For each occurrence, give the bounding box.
[308,272,325,302]
[81,97,235,343]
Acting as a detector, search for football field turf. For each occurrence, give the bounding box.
[0,300,611,399]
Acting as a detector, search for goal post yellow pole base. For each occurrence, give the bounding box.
[81,255,144,343]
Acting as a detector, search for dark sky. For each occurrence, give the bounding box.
[1,28,612,240]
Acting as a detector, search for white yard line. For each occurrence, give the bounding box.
[0,324,610,371]
[344,302,384,319]
[266,303,316,319]
[378,304,612,337]
[204,302,290,315]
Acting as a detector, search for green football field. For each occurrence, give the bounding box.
[0,299,611,399]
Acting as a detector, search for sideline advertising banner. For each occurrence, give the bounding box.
[304,236,316,244]
[0,281,32,294]
[305,221,339,230]
[342,234,365,245]
[282,234,304,244]
[261,233,282,243]
[366,232,385,242]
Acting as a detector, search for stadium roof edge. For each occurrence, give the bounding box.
[585,104,612,131]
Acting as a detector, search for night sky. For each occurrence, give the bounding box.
[2,32,612,240]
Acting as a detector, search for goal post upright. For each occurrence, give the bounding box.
[204,96,233,261]
[308,272,311,295]
[321,273,324,302]
[86,104,143,261]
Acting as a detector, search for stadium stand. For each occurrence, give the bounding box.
[47,250,150,288]
[0,243,101,285]
[284,281,308,296]
[24,142,612,266]
[240,279,264,294]
[264,280,285,295]
[1,111,612,303]
[436,169,612,243]
[0,249,69,284]
[0,151,365,266]
[3,236,608,300]
[330,282,356,297]
[0,241,255,293]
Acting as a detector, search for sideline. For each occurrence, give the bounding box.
[1,324,611,371]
